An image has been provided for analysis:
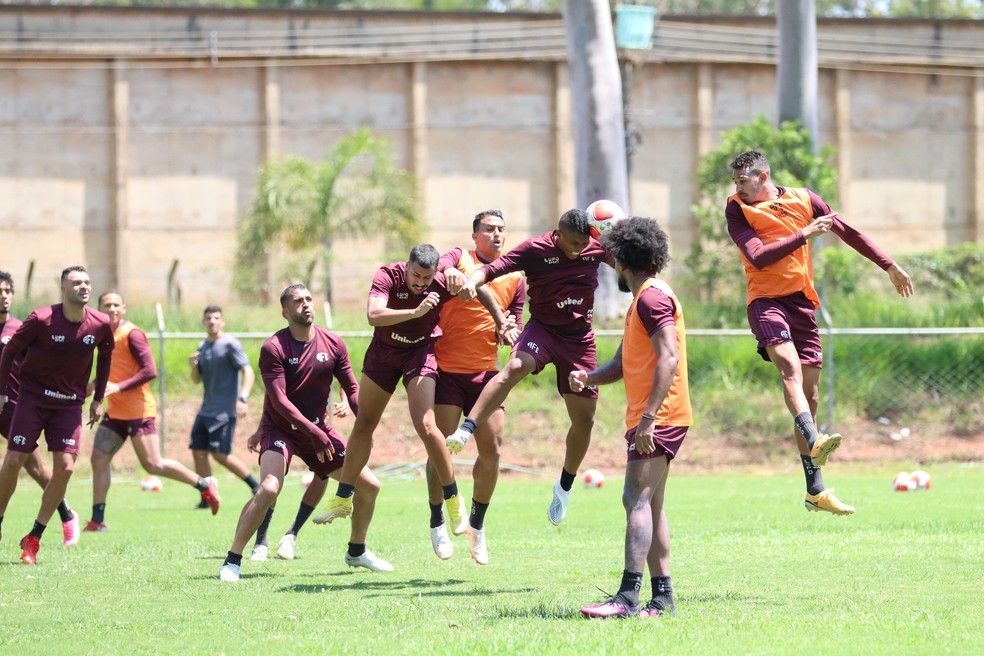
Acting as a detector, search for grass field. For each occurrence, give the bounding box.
[1,464,982,655]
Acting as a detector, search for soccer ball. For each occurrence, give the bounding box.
[582,468,605,489]
[909,470,931,490]
[301,471,315,488]
[892,471,915,492]
[141,475,163,492]
[585,199,626,239]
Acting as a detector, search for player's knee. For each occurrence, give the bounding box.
[142,460,165,476]
[355,474,380,499]
[621,487,648,513]
[257,478,281,500]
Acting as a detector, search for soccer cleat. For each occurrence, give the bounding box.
[468,525,489,565]
[312,496,353,524]
[805,489,855,515]
[445,428,471,454]
[810,432,842,467]
[639,599,675,618]
[580,594,640,619]
[276,534,296,560]
[62,511,81,546]
[451,495,469,536]
[218,563,241,582]
[201,478,221,516]
[430,523,453,560]
[83,521,108,532]
[345,549,394,572]
[196,498,210,510]
[547,478,570,525]
[250,544,268,561]
[20,535,40,565]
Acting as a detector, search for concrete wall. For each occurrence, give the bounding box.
[0,7,981,307]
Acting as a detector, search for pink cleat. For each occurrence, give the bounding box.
[62,511,81,546]
[20,535,40,565]
[580,595,639,619]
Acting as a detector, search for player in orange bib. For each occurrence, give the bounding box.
[571,217,691,619]
[428,209,525,564]
[85,291,219,531]
[727,151,913,515]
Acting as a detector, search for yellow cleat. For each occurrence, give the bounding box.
[312,495,353,524]
[445,494,464,534]
[805,489,855,515]
[810,432,843,467]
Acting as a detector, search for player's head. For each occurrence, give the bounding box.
[60,265,91,307]
[280,284,315,326]
[202,304,225,337]
[407,244,440,296]
[554,208,592,260]
[730,150,773,204]
[472,209,506,262]
[98,290,126,329]
[600,217,670,293]
[0,270,13,316]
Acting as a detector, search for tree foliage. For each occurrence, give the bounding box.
[235,128,422,304]
[680,116,837,322]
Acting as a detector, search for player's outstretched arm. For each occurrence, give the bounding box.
[887,262,914,298]
[569,343,625,392]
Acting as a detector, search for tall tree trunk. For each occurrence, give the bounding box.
[562,0,631,321]
[777,0,819,149]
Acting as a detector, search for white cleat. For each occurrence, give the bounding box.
[445,428,471,454]
[276,534,296,560]
[547,478,570,525]
[430,523,453,560]
[468,525,489,565]
[250,545,268,561]
[452,495,469,536]
[219,563,241,582]
[345,549,394,572]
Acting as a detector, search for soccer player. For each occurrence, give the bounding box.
[446,208,608,525]
[727,150,913,514]
[312,244,511,555]
[188,305,258,503]
[0,270,81,547]
[85,291,219,532]
[427,209,524,563]
[572,217,691,619]
[219,284,391,582]
[0,265,114,564]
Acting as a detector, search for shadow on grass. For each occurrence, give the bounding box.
[282,578,536,599]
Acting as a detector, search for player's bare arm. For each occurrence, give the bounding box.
[189,352,202,384]
[635,326,680,456]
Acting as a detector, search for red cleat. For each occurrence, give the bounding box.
[83,521,108,532]
[201,478,221,515]
[20,535,40,565]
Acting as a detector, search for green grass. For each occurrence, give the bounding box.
[1,465,982,654]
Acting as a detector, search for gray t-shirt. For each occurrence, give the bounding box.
[196,335,249,418]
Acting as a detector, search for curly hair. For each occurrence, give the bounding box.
[558,208,591,236]
[0,270,13,293]
[600,217,670,275]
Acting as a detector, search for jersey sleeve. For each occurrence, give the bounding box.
[808,189,895,270]
[482,241,528,281]
[438,247,464,273]
[369,267,395,299]
[228,337,250,370]
[117,329,158,391]
[637,288,676,336]
[0,311,41,396]
[509,277,527,331]
[331,336,360,417]
[727,199,807,269]
[90,320,117,403]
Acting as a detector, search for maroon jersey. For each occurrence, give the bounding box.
[481,231,606,332]
[368,262,453,349]
[0,316,24,402]
[0,304,114,407]
[259,326,359,450]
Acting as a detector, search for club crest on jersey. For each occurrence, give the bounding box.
[274,440,286,448]
[316,352,330,362]
[83,335,96,345]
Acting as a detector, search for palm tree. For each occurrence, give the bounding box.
[235,128,423,304]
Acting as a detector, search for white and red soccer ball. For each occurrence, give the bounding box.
[582,468,605,489]
[893,470,931,492]
[585,200,626,239]
[909,470,932,490]
[141,475,163,492]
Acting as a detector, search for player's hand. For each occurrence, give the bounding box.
[443,268,466,295]
[569,370,589,393]
[189,353,200,367]
[87,400,104,428]
[247,429,262,453]
[104,382,121,397]
[634,424,656,455]
[457,282,477,302]
[887,263,914,298]
[497,312,520,346]
[414,291,441,317]
[236,399,248,419]
[332,399,350,418]
[314,442,335,463]
[803,214,834,239]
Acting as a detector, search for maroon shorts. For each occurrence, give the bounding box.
[435,370,502,416]
[259,422,346,480]
[362,337,439,395]
[513,318,598,398]
[0,400,14,438]
[625,424,688,462]
[6,397,83,454]
[746,292,823,368]
[98,416,157,439]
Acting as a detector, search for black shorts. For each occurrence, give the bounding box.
[189,413,236,454]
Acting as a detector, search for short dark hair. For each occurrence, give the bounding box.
[60,265,87,284]
[730,150,770,173]
[409,243,440,270]
[0,270,13,293]
[472,209,504,233]
[280,283,309,308]
[558,208,590,236]
[600,216,670,275]
[98,290,123,305]
[203,304,223,317]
